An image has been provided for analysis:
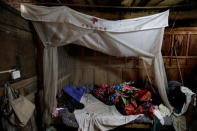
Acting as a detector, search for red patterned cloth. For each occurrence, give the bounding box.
[124,102,135,115]
[93,84,114,104]
[93,83,155,119]
[130,98,138,108]
[134,90,152,102]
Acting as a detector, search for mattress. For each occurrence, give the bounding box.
[58,94,172,130]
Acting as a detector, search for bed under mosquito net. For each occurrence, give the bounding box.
[20,4,176,130]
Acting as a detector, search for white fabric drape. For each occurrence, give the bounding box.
[21,3,172,126]
[43,47,58,125]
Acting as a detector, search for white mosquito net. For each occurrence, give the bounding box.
[20,3,172,125]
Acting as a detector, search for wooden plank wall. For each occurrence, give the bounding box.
[163,28,197,83]
[69,54,146,86]
[0,2,36,84]
[66,27,197,86]
[0,2,38,131]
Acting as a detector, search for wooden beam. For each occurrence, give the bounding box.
[124,11,197,20]
[73,56,197,61]
[146,0,161,6]
[163,56,197,59]
[0,76,37,96]
[12,76,37,89]
[0,22,32,33]
[158,0,185,6]
[165,31,197,35]
[165,27,197,34]
[20,2,193,10]
[124,123,151,128]
[58,73,71,84]
[166,27,197,31]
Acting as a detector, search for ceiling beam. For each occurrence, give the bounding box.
[21,2,195,10]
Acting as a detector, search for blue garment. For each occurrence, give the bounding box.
[63,86,85,102]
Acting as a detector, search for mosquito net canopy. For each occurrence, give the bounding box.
[21,3,171,125]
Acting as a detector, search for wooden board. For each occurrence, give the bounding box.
[81,68,94,85]
[0,76,37,96]
[95,67,108,85]
[122,68,139,82]
[107,67,122,85]
[189,34,197,56]
[0,16,36,83]
[0,2,37,85]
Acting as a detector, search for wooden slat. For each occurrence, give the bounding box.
[188,34,197,56]
[76,55,197,60]
[166,68,183,81]
[95,67,108,85]
[163,56,197,59]
[186,34,190,64]
[0,76,37,96]
[165,28,197,40]
[165,31,197,35]
[122,68,139,82]
[164,58,197,69]
[146,0,161,6]
[58,74,71,92]
[165,28,197,35]
[81,68,94,85]
[124,11,197,20]
[124,123,151,128]
[58,73,71,84]
[107,68,122,85]
[162,34,172,56]
[72,69,83,85]
[170,34,175,65]
[12,76,37,89]
[165,27,197,32]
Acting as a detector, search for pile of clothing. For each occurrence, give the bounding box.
[93,82,155,119]
[56,85,95,128]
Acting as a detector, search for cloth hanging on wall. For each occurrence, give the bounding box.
[20,3,172,125]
